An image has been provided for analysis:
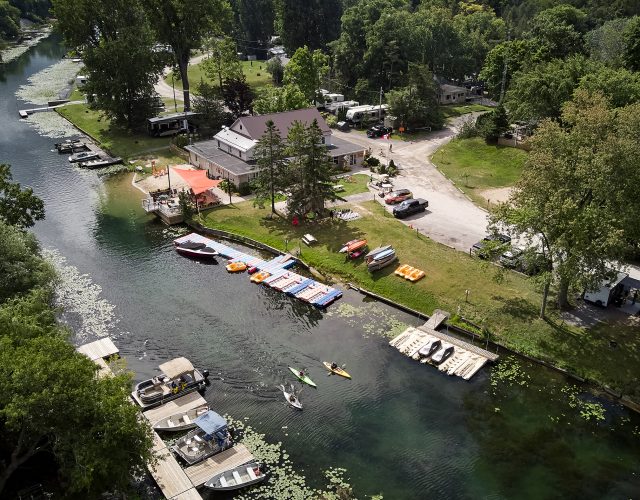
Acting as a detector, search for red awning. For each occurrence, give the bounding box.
[172,168,222,195]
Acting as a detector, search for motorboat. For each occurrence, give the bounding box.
[431,343,455,365]
[366,248,397,272]
[68,151,99,163]
[280,384,303,410]
[172,410,233,465]
[175,240,219,259]
[56,139,87,153]
[78,157,123,169]
[204,461,267,491]
[153,404,210,432]
[418,339,442,358]
[131,357,208,409]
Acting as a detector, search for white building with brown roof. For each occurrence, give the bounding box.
[185,108,365,186]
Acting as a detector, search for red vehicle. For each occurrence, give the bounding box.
[384,189,412,204]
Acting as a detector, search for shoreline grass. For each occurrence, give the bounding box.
[197,200,640,397]
[432,137,527,205]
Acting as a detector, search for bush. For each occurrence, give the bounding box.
[325,114,338,128]
[174,134,189,148]
[457,116,479,139]
[238,181,253,196]
[219,179,236,194]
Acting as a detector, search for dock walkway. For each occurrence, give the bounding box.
[174,232,343,308]
[77,338,258,499]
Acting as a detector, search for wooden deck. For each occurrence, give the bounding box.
[184,444,254,487]
[150,434,199,499]
[143,392,207,426]
[76,337,119,360]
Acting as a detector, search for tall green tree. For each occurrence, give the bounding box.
[232,0,275,54]
[202,36,243,92]
[142,0,232,111]
[491,91,640,314]
[222,76,254,118]
[275,0,342,52]
[585,18,631,68]
[578,65,640,108]
[283,45,329,103]
[0,163,44,229]
[191,80,230,136]
[0,1,20,40]
[386,63,442,129]
[526,5,588,60]
[285,120,337,216]
[266,56,284,85]
[454,9,506,78]
[623,16,640,71]
[252,120,288,213]
[253,84,308,114]
[53,0,167,127]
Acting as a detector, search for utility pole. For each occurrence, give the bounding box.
[379,87,383,125]
[499,26,511,104]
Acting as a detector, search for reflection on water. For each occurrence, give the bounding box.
[2,35,640,499]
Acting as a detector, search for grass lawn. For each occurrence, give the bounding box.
[333,173,371,197]
[166,60,272,92]
[432,137,527,205]
[57,104,172,159]
[198,201,640,394]
[440,103,493,121]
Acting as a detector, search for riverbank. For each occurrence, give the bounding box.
[196,200,640,402]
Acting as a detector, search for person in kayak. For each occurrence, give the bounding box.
[299,370,305,377]
[330,362,338,370]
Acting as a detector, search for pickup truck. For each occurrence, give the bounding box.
[392,198,428,218]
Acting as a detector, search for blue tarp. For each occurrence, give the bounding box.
[194,410,227,435]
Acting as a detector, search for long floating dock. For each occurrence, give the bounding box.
[174,233,343,308]
[77,338,258,499]
[389,310,498,380]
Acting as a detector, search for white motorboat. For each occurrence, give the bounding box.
[172,410,233,465]
[153,404,210,432]
[204,461,267,491]
[431,343,455,365]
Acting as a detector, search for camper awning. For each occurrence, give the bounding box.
[194,410,227,435]
[159,357,194,378]
[172,168,222,195]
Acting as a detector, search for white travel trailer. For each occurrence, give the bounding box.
[583,271,628,307]
[345,104,388,125]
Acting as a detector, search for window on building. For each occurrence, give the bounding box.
[239,151,242,158]
[446,95,450,100]
[349,154,356,166]
[321,137,325,144]
[228,145,232,153]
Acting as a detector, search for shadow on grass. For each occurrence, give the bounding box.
[492,295,539,322]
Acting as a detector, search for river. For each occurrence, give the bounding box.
[2,35,640,500]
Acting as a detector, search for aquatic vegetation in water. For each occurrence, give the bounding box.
[561,386,606,422]
[490,358,530,395]
[327,302,410,339]
[16,59,78,105]
[0,28,52,64]
[227,417,359,499]
[24,111,78,138]
[43,248,117,340]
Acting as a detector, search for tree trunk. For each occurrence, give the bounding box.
[539,282,550,319]
[0,429,41,495]
[557,277,570,310]
[178,52,191,112]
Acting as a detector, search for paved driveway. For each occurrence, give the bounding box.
[333,119,489,251]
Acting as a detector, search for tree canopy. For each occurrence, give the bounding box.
[0,163,44,229]
[252,120,288,213]
[284,45,329,103]
[253,84,308,114]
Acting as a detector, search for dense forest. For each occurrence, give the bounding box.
[0,0,50,41]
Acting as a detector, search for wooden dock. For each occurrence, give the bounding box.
[76,339,258,499]
[389,314,498,380]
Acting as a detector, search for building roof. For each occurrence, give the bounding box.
[327,136,366,157]
[159,357,194,378]
[232,108,331,140]
[148,112,198,125]
[186,142,257,176]
[214,127,257,151]
[440,84,468,94]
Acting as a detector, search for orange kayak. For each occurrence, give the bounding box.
[323,362,352,379]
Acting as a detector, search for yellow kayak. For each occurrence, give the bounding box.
[323,362,352,379]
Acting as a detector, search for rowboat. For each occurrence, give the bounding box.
[322,362,352,379]
[280,384,303,410]
[204,461,267,491]
[226,261,247,272]
[288,367,317,388]
[153,404,210,432]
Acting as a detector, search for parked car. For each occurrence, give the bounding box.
[337,121,349,131]
[393,198,428,218]
[499,247,523,268]
[470,233,511,259]
[384,189,412,204]
[367,125,393,138]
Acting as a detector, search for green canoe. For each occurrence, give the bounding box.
[288,367,317,388]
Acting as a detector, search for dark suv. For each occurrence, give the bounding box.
[393,198,428,218]
[367,125,393,138]
[470,233,511,258]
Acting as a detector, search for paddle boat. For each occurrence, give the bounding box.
[226,261,247,272]
[395,264,413,277]
[131,357,209,409]
[250,270,271,283]
[323,362,352,379]
[172,410,233,465]
[288,367,317,388]
[204,461,267,491]
[280,384,303,410]
[153,404,210,432]
[406,268,425,282]
[175,240,219,259]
